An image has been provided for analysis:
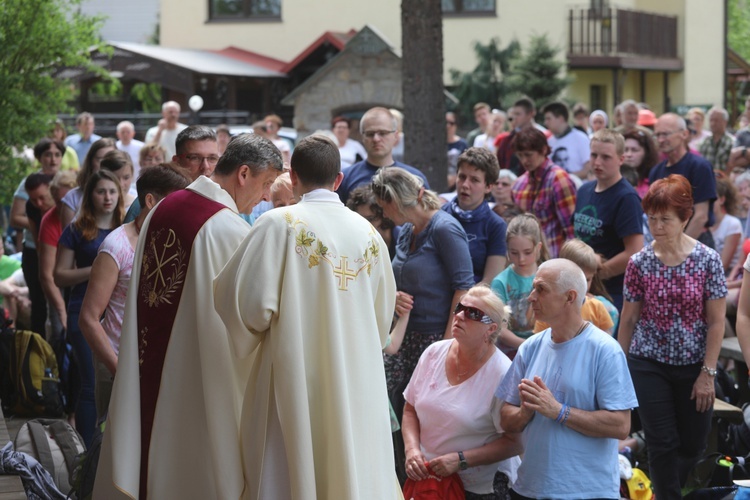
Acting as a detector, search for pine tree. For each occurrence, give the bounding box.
[449,38,521,119]
[505,35,572,112]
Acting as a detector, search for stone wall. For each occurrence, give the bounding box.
[291,53,403,137]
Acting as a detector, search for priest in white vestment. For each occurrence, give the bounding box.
[94,133,283,499]
[214,135,403,500]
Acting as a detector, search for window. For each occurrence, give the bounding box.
[590,85,606,112]
[210,0,280,20]
[442,0,495,15]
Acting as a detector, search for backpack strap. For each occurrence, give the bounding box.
[49,420,80,481]
[27,420,55,475]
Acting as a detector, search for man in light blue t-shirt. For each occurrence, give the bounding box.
[496,259,638,500]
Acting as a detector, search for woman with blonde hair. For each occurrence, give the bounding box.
[371,167,474,478]
[402,284,521,499]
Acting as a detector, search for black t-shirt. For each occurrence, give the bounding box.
[574,178,643,297]
[648,152,717,227]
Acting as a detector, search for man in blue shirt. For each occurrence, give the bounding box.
[649,113,717,247]
[336,107,428,203]
[65,112,102,164]
[497,259,637,500]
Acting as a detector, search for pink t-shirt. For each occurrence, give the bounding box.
[97,225,135,355]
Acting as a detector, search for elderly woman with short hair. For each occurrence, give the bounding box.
[618,174,727,499]
[402,284,521,499]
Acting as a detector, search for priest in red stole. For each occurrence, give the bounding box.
[214,135,402,499]
[94,134,283,499]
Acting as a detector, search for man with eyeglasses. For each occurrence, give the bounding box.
[123,126,221,223]
[649,113,717,247]
[496,258,637,500]
[336,106,429,204]
[95,133,283,499]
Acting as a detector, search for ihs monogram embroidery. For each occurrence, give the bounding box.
[284,212,380,291]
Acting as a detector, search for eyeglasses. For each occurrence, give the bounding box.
[654,131,679,139]
[363,129,396,140]
[180,154,220,165]
[453,302,494,325]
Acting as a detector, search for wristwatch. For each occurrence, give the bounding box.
[458,451,468,471]
[701,365,717,377]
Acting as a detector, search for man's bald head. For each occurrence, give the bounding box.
[538,258,587,307]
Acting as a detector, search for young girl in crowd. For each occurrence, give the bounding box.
[60,138,116,228]
[100,150,136,211]
[711,176,743,275]
[491,213,549,357]
[534,239,617,335]
[54,170,124,447]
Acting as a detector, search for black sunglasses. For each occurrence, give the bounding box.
[453,302,494,324]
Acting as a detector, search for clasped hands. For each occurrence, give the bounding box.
[519,376,563,420]
[405,450,460,481]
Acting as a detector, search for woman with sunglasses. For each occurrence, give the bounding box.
[402,284,521,499]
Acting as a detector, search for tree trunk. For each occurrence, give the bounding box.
[401,0,447,192]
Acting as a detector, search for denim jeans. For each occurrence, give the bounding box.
[67,309,96,448]
[628,355,712,500]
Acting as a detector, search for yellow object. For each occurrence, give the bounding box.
[625,468,654,500]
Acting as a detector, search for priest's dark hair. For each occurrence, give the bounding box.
[214,132,283,176]
[290,134,340,187]
[136,162,191,207]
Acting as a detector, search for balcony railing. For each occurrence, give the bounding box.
[568,6,677,59]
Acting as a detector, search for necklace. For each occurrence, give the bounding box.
[551,321,588,342]
[454,343,490,381]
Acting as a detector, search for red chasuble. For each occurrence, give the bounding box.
[135,189,224,498]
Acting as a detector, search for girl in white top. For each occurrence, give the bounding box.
[402,285,521,498]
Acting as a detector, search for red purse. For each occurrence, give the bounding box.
[402,469,465,500]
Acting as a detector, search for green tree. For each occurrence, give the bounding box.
[504,34,572,113]
[449,38,521,119]
[729,0,750,61]
[0,0,105,206]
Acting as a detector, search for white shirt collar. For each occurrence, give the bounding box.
[299,189,342,204]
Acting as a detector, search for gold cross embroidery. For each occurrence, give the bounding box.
[333,256,358,291]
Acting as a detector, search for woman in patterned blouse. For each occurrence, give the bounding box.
[618,174,727,500]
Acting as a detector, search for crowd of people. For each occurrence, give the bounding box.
[4,94,750,499]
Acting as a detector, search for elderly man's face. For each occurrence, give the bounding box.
[527,267,567,323]
[117,125,135,144]
[163,104,180,125]
[709,111,727,135]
